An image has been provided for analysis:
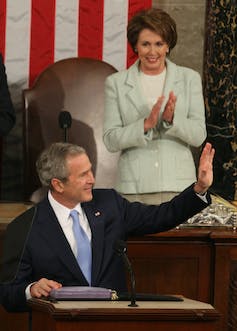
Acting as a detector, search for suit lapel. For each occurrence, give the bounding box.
[36,200,89,285]
[124,61,151,117]
[37,197,107,286]
[162,59,179,101]
[124,59,181,116]
[82,201,105,285]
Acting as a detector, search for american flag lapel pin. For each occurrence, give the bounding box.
[95,211,101,217]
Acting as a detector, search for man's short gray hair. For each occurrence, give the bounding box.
[36,142,86,189]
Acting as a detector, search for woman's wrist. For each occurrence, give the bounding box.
[144,118,151,132]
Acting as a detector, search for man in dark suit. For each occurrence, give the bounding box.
[0,54,15,136]
[0,141,214,312]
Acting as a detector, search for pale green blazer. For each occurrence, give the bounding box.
[103,59,207,194]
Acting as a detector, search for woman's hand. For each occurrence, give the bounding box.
[144,96,164,132]
[161,91,177,124]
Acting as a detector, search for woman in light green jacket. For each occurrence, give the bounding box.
[103,8,207,204]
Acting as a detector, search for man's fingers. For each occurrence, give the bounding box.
[31,278,62,298]
[201,142,215,161]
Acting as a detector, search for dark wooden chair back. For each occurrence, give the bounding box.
[23,57,119,201]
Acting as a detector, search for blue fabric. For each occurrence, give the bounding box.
[70,210,92,285]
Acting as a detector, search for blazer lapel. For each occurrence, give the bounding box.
[125,60,151,117]
[162,59,180,102]
[82,201,105,286]
[124,59,181,118]
[36,200,88,285]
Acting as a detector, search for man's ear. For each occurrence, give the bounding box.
[51,178,64,193]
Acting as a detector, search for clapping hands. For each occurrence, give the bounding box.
[144,91,177,132]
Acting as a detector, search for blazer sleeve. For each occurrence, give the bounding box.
[162,70,206,147]
[122,184,211,235]
[103,74,150,153]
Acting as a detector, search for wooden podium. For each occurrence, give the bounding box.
[29,297,220,331]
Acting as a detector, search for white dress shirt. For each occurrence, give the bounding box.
[26,191,92,300]
[48,190,92,257]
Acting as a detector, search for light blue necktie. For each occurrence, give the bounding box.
[70,210,92,285]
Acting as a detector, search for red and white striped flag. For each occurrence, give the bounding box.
[0,0,151,95]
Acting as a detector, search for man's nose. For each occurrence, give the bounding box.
[88,171,95,183]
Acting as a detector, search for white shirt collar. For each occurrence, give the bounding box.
[48,190,83,220]
[47,191,91,253]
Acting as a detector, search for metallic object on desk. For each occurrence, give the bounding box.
[183,194,237,227]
